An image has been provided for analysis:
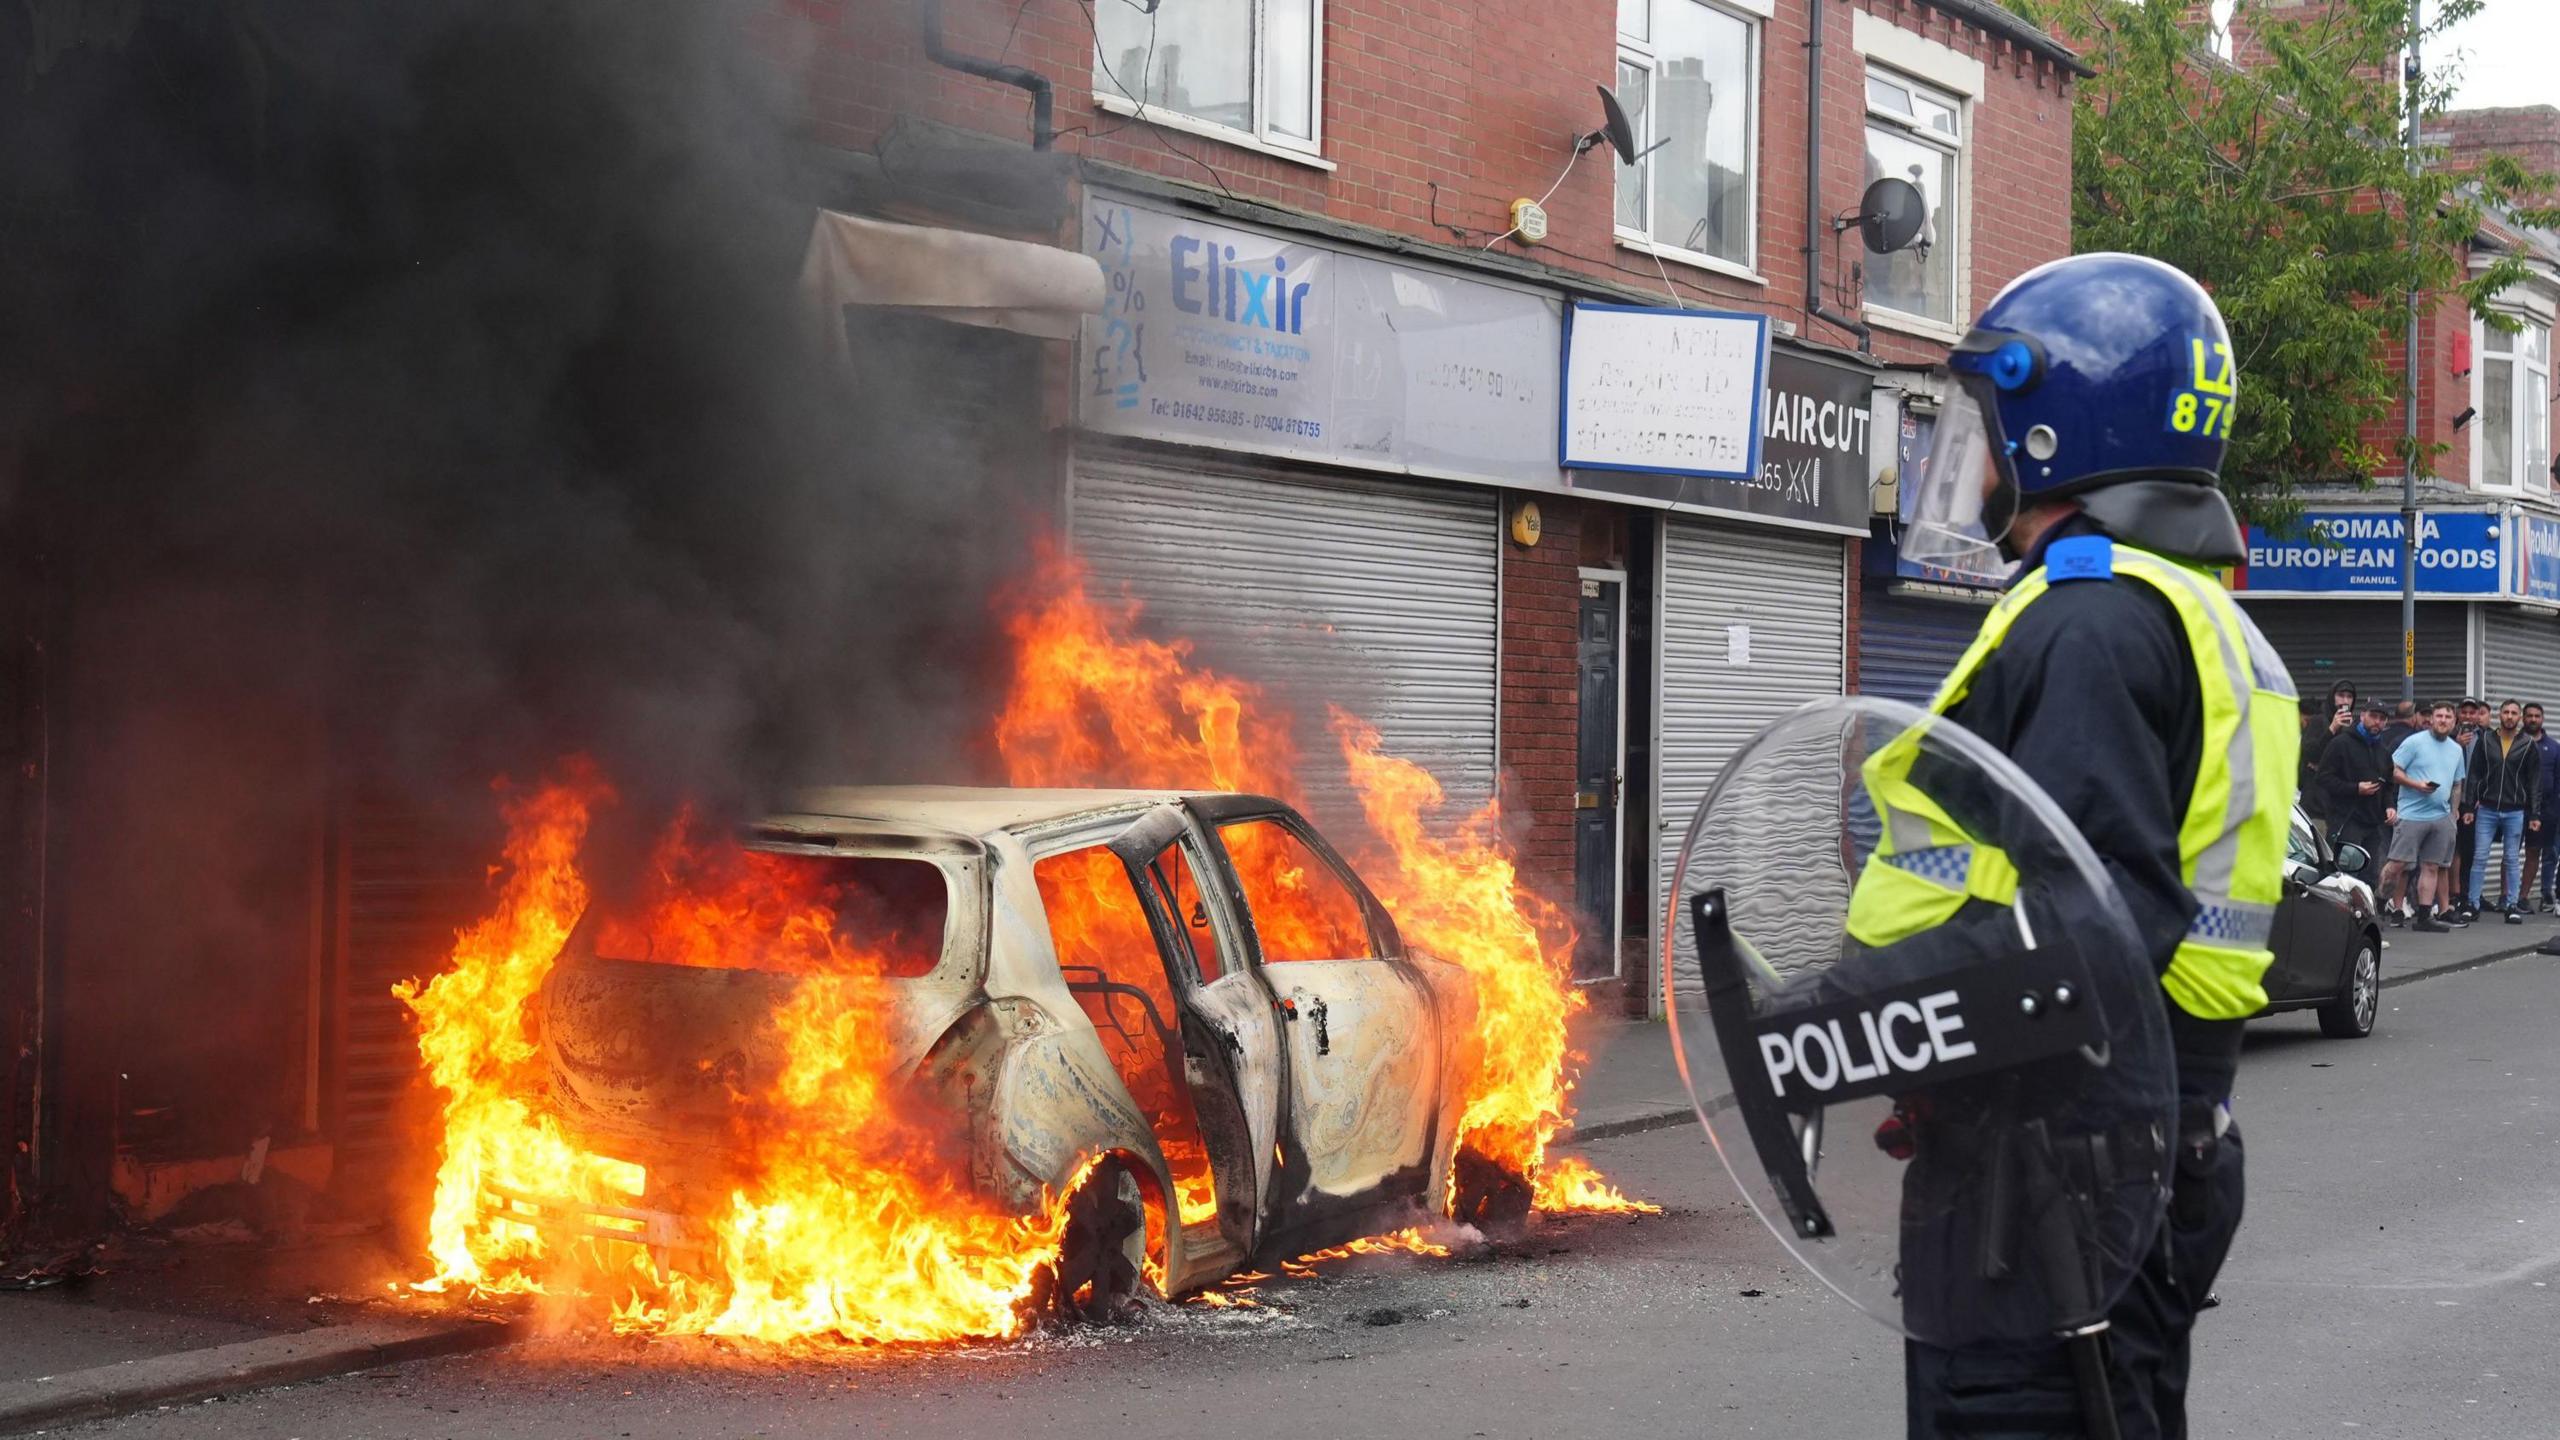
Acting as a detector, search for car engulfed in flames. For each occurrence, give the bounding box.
[396,553,1648,1346]
[520,786,1488,1318]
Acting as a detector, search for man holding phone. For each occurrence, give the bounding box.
[2386,702,2469,932]
[2301,682,2357,821]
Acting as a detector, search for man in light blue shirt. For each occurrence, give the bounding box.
[2385,702,2469,931]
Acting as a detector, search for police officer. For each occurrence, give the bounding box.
[1888,253,2296,1438]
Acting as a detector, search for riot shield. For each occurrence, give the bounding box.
[1665,695,2175,1349]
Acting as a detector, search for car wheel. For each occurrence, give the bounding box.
[1451,1145,1533,1235]
[1039,1157,1148,1325]
[2316,939,2380,1039]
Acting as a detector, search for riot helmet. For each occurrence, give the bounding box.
[1903,253,2248,570]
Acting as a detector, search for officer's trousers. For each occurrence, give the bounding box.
[1903,1123,2246,1440]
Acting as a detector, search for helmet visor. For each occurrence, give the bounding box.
[1900,382,2009,573]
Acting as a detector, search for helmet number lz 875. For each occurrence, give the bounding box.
[2169,338,2238,439]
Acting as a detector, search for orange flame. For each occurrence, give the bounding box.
[995,551,1651,1218]
[398,776,1089,1344]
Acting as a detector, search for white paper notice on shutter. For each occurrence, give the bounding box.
[1561,302,1770,481]
[1727,624,1751,666]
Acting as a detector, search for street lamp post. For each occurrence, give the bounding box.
[2401,0,2422,708]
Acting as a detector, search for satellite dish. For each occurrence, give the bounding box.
[1587,85,1641,166]
[1858,177,1928,254]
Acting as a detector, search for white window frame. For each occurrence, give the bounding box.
[1613,0,1766,284]
[1851,11,1981,343]
[1090,0,1330,169]
[2472,306,2555,495]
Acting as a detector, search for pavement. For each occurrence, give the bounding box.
[0,913,2543,1435]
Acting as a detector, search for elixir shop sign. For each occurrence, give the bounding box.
[1079,192,1563,491]
[2230,510,2505,597]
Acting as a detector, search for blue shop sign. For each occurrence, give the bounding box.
[2519,515,2560,603]
[2234,511,2503,596]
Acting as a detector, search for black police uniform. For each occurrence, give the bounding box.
[1903,514,2247,1440]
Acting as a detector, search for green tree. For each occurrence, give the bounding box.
[2030,0,2558,519]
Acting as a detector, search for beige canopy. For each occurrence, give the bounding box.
[797,209,1106,353]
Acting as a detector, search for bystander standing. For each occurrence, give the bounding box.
[2533,702,2560,913]
[2317,699,2394,890]
[2464,700,2541,923]
[2452,698,2489,915]
[2384,701,2468,932]
[2300,681,2357,822]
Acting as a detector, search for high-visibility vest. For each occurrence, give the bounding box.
[1845,537,2300,1020]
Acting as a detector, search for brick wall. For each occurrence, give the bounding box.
[1499,494,1586,904]
[2439,106,2560,201]
[2359,282,2478,485]
[769,0,2076,362]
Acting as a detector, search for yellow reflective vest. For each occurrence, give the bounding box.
[1846,539,2299,1020]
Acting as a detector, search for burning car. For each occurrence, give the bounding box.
[515,785,1484,1317]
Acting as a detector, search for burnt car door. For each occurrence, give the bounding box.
[1189,797,1441,1234]
[1102,806,1283,1278]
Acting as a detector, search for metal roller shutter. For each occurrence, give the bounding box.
[1858,590,1989,705]
[1656,518,1848,996]
[2481,608,2560,710]
[1069,454,1499,831]
[2240,600,2469,704]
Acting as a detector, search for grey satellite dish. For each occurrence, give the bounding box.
[1581,85,1664,166]
[1858,177,1929,254]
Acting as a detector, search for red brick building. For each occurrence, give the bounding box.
[2221,99,2560,707]
[779,0,2085,1009]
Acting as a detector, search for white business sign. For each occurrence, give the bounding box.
[1560,302,1770,482]
[1079,193,1564,490]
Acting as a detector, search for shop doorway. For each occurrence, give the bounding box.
[1575,572,1626,981]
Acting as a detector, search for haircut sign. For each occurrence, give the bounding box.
[2230,510,2504,596]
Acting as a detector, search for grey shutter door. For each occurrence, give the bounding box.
[1656,518,1848,996]
[1858,591,1988,705]
[2481,609,2560,710]
[2240,600,2468,704]
[1069,454,1499,832]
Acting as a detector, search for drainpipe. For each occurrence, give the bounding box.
[917,0,1055,150]
[1804,0,1874,354]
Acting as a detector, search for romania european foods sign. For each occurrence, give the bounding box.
[2230,510,2504,596]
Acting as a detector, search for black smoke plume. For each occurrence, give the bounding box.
[1,0,1032,1176]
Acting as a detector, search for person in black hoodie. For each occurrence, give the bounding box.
[2317,699,2395,889]
[2463,699,2542,922]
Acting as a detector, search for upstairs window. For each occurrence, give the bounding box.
[1614,0,1760,274]
[1862,67,1964,325]
[1093,0,1321,155]
[2478,314,2553,493]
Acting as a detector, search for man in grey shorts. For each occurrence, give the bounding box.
[2386,701,2469,932]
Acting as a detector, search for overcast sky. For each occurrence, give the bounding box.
[2440,1,2559,112]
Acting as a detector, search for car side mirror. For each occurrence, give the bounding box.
[2335,843,2370,874]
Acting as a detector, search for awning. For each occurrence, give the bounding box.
[798,209,1105,351]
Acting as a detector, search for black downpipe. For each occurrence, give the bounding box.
[1804,0,1874,353]
[918,0,1055,150]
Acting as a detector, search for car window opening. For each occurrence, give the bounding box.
[590,849,945,979]
[1034,846,1226,1231]
[1218,818,1377,962]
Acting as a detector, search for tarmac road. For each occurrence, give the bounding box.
[63,955,2559,1440]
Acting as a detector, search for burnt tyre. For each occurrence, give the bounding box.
[2316,939,2380,1039]
[1451,1146,1533,1234]
[1030,1158,1148,1326]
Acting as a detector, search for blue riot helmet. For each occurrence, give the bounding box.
[1902,253,2250,569]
